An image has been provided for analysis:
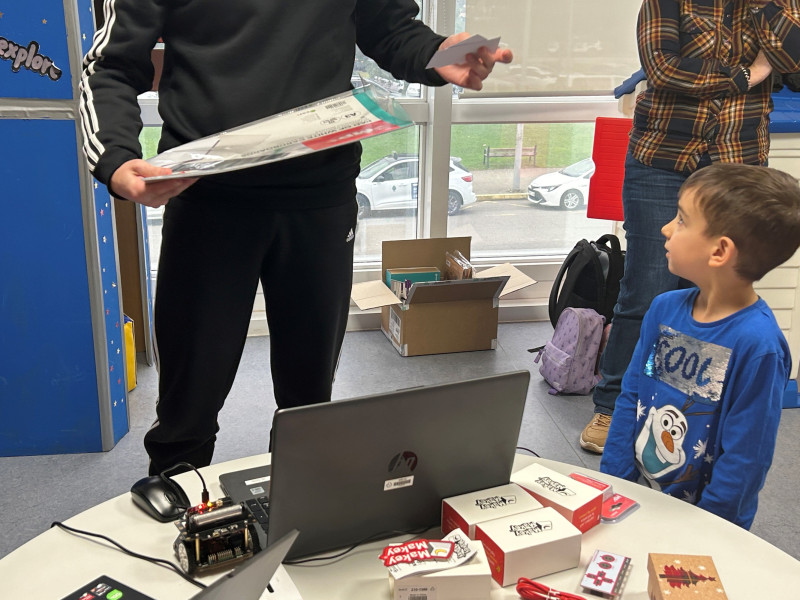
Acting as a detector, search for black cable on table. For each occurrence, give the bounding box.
[50,521,206,589]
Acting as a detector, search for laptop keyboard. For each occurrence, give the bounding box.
[245,496,271,534]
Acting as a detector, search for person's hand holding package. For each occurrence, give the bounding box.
[110,159,198,206]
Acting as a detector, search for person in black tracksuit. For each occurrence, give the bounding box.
[80,0,512,476]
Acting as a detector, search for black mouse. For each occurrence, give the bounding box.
[130,475,191,522]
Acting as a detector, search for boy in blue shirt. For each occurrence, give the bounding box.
[601,163,800,529]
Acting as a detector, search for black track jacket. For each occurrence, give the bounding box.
[80,0,446,196]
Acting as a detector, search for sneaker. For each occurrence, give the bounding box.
[580,413,612,454]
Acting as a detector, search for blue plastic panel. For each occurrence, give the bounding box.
[0,119,102,454]
[770,88,800,134]
[784,380,799,409]
[0,0,73,99]
[77,0,97,57]
[91,181,130,444]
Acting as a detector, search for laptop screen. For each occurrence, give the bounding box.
[193,529,298,599]
[265,370,530,559]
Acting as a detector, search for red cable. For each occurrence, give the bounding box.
[516,578,587,600]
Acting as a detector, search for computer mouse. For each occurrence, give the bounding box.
[130,475,191,522]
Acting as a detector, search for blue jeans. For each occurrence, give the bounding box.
[592,153,690,414]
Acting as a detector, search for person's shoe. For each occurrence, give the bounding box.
[580,413,612,454]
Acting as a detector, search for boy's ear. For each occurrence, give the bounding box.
[709,235,736,268]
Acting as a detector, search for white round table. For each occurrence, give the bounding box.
[1,454,797,599]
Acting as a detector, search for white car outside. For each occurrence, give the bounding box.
[356,154,476,217]
[527,158,595,210]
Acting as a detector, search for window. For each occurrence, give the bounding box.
[446,123,611,259]
[140,125,163,281]
[138,0,644,322]
[462,0,640,96]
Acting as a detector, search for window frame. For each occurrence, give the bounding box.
[138,0,626,330]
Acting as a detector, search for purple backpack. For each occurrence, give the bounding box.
[533,307,605,395]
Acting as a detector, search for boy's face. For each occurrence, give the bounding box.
[661,189,716,282]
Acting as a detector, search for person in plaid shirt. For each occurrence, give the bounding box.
[581,0,800,454]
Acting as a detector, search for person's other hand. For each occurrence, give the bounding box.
[748,49,773,89]
[434,32,513,91]
[109,159,198,207]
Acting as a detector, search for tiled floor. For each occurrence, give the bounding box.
[1,322,797,560]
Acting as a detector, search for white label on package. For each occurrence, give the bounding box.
[396,585,438,600]
[389,529,479,579]
[384,475,414,491]
[389,309,402,342]
[396,585,437,600]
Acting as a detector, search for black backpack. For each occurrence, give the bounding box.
[549,234,625,327]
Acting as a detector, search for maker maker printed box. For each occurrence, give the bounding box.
[511,462,602,532]
[474,507,581,587]
[441,483,543,539]
[647,554,728,600]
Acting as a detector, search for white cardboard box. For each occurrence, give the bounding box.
[511,463,603,533]
[474,507,581,587]
[389,539,492,600]
[441,483,543,539]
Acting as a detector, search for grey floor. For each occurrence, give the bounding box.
[1,322,798,560]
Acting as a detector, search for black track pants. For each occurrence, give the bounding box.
[144,188,357,475]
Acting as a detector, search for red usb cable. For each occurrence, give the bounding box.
[516,578,587,600]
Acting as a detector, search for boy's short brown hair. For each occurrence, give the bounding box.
[680,163,800,281]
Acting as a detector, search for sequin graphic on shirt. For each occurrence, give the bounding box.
[634,325,731,486]
[644,325,731,406]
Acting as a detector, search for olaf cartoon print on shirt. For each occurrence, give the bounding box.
[634,325,730,489]
[635,404,688,480]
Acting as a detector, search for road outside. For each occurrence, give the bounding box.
[351,166,613,259]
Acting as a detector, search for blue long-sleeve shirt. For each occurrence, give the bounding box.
[601,289,790,529]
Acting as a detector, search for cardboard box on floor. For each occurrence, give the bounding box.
[351,237,536,357]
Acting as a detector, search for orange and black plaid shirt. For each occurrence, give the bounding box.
[632,0,800,173]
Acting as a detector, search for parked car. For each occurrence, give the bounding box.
[527,158,595,210]
[356,153,476,217]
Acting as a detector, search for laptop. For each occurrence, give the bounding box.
[193,529,299,599]
[219,370,530,559]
